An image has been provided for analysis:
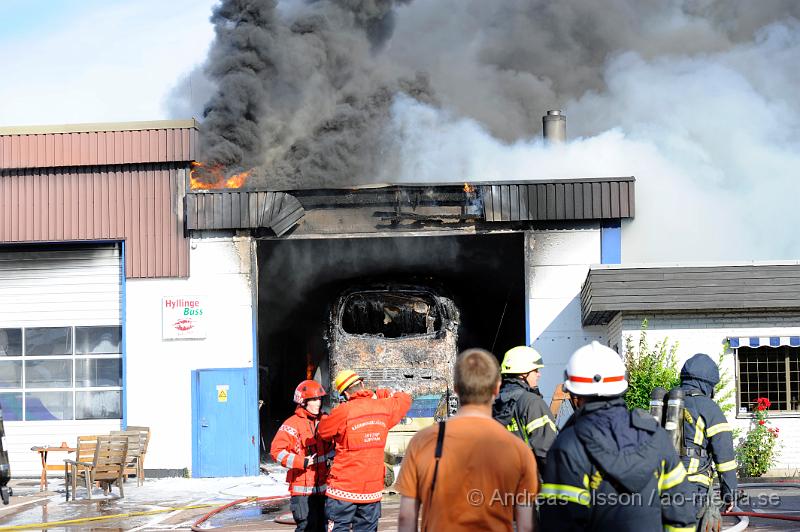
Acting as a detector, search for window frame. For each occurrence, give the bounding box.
[735,345,800,419]
[0,325,122,422]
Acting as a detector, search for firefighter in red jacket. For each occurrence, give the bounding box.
[317,370,412,532]
[270,379,334,532]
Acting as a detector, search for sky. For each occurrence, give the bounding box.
[0,0,218,126]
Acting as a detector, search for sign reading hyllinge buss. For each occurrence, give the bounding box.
[162,296,206,339]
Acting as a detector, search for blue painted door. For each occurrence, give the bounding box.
[192,368,258,477]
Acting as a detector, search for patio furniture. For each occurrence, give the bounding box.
[63,434,100,500]
[64,435,128,500]
[31,443,76,491]
[111,430,145,486]
[123,426,150,483]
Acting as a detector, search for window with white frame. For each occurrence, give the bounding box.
[737,345,800,412]
[0,326,122,421]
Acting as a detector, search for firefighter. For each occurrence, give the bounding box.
[492,345,557,470]
[270,379,333,532]
[317,370,412,532]
[679,353,738,530]
[540,342,696,531]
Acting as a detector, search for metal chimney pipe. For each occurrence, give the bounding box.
[542,110,566,143]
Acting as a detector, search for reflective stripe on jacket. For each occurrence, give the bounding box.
[492,377,557,468]
[270,407,333,496]
[540,398,696,531]
[317,388,412,503]
[681,388,737,499]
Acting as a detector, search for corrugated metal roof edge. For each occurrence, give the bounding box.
[589,260,800,270]
[271,176,635,192]
[0,118,198,136]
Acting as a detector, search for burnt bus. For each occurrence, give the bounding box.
[326,282,459,484]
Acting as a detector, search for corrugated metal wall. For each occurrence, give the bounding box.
[481,178,635,222]
[0,122,195,278]
[0,164,189,278]
[185,191,305,236]
[0,124,195,170]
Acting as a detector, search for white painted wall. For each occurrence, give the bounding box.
[617,311,800,475]
[526,228,605,402]
[125,235,255,472]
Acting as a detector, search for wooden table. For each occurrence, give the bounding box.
[31,445,76,491]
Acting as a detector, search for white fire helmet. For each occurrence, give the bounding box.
[564,341,628,397]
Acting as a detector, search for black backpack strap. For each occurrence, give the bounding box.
[431,421,446,492]
[423,422,446,532]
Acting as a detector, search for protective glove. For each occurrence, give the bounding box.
[303,453,317,469]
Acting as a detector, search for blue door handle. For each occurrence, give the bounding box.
[201,418,209,428]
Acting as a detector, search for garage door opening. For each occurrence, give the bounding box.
[256,233,525,454]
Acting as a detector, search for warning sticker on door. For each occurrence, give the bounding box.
[216,385,229,403]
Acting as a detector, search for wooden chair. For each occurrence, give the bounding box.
[111,430,144,486]
[549,383,569,417]
[550,383,574,428]
[63,435,100,500]
[124,426,150,484]
[65,435,128,500]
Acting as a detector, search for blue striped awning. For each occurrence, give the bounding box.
[728,336,800,348]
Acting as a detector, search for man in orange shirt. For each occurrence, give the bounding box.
[396,349,538,532]
[317,369,412,532]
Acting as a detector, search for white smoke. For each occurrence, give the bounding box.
[380,20,800,262]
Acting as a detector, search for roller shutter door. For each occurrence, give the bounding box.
[0,243,123,475]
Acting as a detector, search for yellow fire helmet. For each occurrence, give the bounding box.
[334,369,363,395]
[500,346,544,374]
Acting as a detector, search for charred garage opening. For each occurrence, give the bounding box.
[182,179,636,467]
[256,233,525,448]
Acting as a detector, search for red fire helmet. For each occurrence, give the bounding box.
[293,380,327,404]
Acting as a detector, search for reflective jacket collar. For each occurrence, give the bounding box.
[681,382,712,398]
[575,396,627,415]
[501,376,542,398]
[295,406,319,421]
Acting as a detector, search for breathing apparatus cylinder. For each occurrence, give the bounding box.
[649,386,667,425]
[664,387,685,454]
[0,406,12,504]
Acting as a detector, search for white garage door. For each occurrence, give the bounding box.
[0,244,123,476]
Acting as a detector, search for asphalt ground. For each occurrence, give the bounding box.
[0,478,798,530]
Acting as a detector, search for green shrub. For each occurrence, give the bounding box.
[623,320,681,411]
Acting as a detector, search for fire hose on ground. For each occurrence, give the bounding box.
[190,495,290,531]
[718,481,800,531]
[0,502,218,531]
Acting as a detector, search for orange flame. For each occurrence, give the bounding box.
[190,161,250,190]
[306,353,314,380]
[463,183,475,194]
